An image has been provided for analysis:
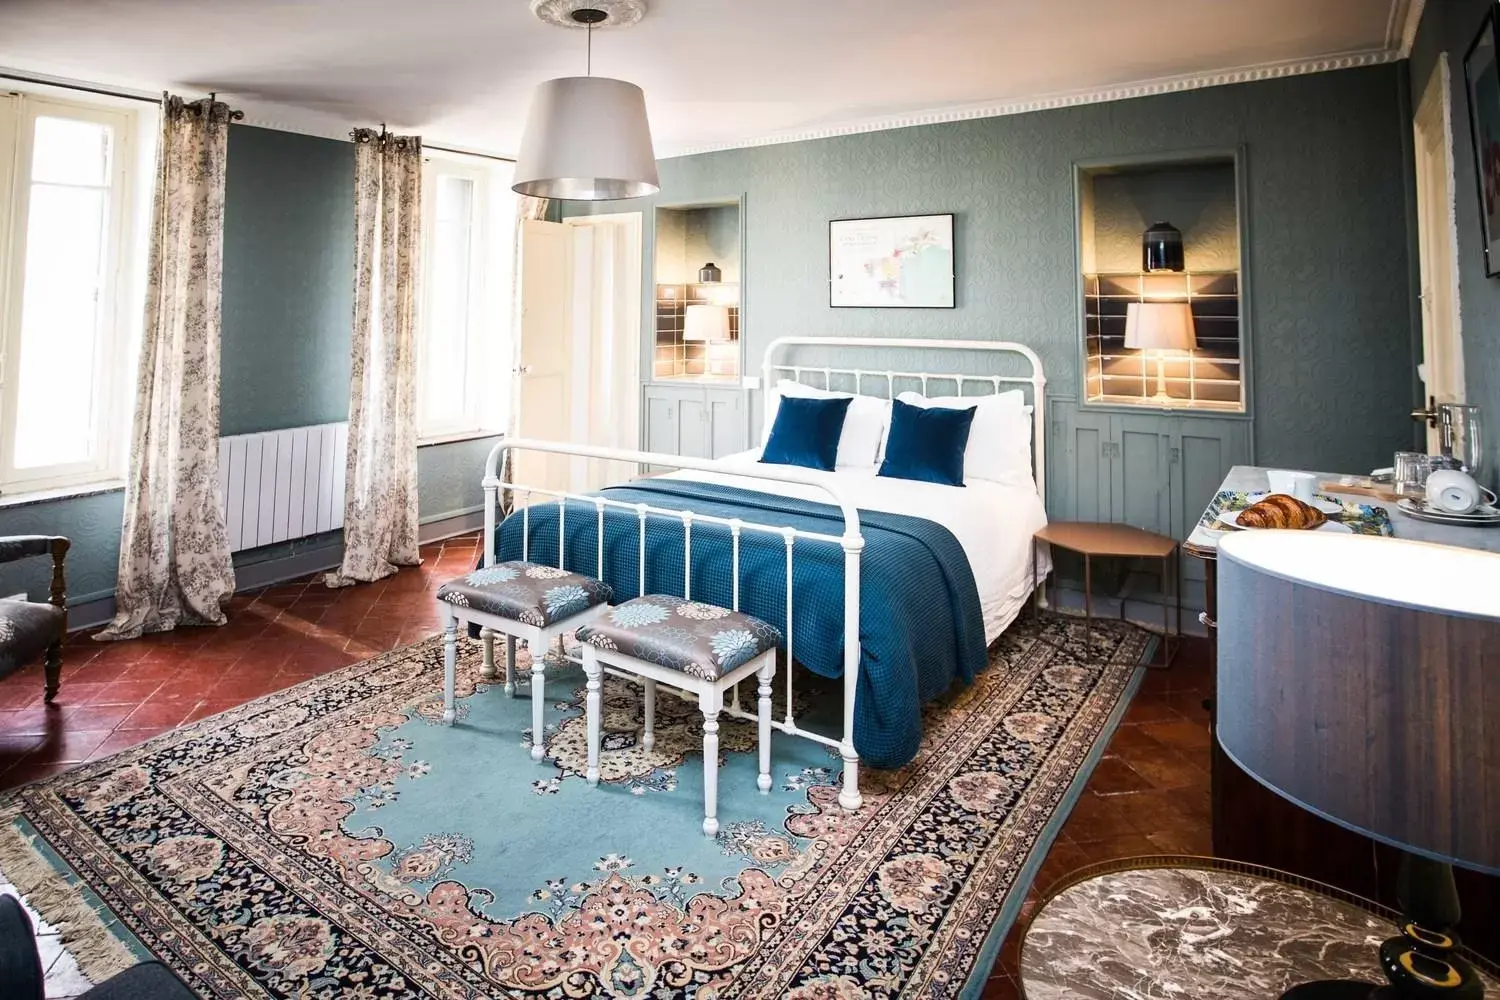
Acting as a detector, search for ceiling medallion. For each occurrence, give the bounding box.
[530,0,646,30]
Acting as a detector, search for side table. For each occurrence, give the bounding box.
[1033,521,1179,665]
[1019,858,1500,1000]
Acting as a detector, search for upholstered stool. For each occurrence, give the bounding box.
[577,596,781,836]
[437,562,612,759]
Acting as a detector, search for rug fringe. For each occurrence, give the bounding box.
[0,819,137,985]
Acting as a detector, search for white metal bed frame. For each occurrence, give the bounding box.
[482,337,1046,813]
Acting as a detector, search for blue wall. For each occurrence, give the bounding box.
[571,64,1417,476]
[0,125,495,618]
[221,127,354,435]
[1411,1,1500,491]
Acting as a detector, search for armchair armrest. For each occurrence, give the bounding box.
[0,535,66,566]
[0,536,69,619]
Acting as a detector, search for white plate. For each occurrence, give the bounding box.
[1243,491,1342,515]
[1396,498,1500,526]
[1216,509,1352,533]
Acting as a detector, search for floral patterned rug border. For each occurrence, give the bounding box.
[1,612,1152,999]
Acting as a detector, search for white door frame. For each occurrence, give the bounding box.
[1413,52,1466,450]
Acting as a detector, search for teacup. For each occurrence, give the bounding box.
[1425,469,1497,514]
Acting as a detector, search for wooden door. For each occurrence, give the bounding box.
[1413,53,1466,451]
[515,219,572,500]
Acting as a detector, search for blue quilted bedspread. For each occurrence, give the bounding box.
[494,479,986,769]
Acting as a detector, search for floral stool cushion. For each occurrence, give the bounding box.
[576,596,781,681]
[436,563,612,628]
[0,600,64,679]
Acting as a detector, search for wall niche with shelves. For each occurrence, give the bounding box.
[1076,151,1246,413]
[653,201,742,381]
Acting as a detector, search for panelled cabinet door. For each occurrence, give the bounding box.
[704,388,746,460]
[1111,414,1172,536]
[642,384,712,462]
[1169,416,1253,609]
[1064,409,1114,522]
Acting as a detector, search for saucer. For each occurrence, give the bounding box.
[1396,498,1500,527]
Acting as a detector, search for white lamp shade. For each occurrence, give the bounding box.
[1124,301,1196,351]
[512,76,660,201]
[684,304,730,342]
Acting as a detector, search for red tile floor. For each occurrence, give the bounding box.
[0,532,1214,997]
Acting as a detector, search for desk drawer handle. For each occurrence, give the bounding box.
[1198,611,1217,631]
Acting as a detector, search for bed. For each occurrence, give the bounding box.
[482,337,1050,811]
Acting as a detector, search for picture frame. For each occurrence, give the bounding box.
[828,213,955,308]
[1463,6,1500,277]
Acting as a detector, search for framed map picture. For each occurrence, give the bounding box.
[829,214,955,308]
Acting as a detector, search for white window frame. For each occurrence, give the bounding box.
[0,94,139,495]
[417,153,515,445]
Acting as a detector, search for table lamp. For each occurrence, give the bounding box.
[684,303,730,343]
[1124,301,1196,404]
[1218,531,1500,1000]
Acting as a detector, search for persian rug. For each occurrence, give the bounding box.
[0,612,1151,1000]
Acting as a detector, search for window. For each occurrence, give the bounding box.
[417,155,519,443]
[0,95,140,493]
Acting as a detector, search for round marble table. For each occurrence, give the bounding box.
[1019,859,1500,1000]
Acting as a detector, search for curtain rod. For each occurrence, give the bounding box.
[424,144,516,164]
[0,70,161,105]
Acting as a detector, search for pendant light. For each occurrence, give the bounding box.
[513,3,660,201]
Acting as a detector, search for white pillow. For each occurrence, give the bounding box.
[761,380,890,468]
[894,389,1033,485]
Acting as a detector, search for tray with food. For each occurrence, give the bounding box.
[1200,490,1393,537]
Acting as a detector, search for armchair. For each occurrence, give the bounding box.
[0,535,69,702]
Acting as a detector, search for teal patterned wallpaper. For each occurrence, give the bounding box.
[1412,0,1500,491]
[221,126,354,435]
[568,64,1417,476]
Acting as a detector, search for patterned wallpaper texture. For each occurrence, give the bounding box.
[568,64,1416,476]
[1412,0,1500,491]
[1089,163,1239,273]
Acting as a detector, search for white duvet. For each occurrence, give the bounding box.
[664,451,1051,644]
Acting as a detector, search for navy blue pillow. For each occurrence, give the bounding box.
[877,397,977,487]
[760,395,853,471]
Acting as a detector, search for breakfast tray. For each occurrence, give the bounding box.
[1199,490,1394,537]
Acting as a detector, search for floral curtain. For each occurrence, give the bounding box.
[96,95,238,641]
[498,195,551,519]
[326,129,424,586]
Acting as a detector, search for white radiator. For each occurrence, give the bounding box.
[218,422,348,553]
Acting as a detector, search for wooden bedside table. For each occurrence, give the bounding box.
[1033,521,1179,666]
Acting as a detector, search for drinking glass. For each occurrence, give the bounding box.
[1394,451,1439,497]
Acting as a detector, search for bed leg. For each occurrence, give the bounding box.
[838,744,862,811]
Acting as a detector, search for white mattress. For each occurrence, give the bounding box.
[664,451,1052,644]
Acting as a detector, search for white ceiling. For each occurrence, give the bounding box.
[0,0,1421,158]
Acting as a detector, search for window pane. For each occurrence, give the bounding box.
[31,116,112,187]
[12,182,108,468]
[421,176,475,430]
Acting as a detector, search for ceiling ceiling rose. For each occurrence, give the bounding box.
[530,0,646,30]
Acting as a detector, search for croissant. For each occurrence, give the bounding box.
[1238,494,1326,530]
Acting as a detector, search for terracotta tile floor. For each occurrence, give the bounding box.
[0,533,1213,997]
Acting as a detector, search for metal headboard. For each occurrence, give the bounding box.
[751,336,1048,502]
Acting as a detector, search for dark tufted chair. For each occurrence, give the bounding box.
[0,535,69,703]
[0,895,195,1000]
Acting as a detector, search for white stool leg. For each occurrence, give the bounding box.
[583,647,602,786]
[441,608,457,725]
[700,688,721,837]
[504,635,517,697]
[642,678,656,752]
[479,627,496,680]
[530,649,546,761]
[756,657,774,793]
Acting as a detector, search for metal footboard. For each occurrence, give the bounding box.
[483,438,867,811]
